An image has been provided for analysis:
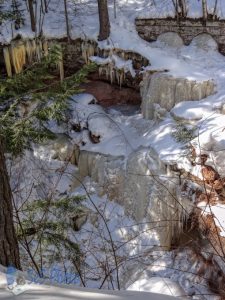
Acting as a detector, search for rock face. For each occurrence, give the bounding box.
[76,147,193,249]
[82,80,141,107]
[124,148,192,248]
[36,134,80,165]
[77,150,125,201]
[141,72,215,119]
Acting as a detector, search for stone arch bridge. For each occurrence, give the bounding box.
[135,18,225,54]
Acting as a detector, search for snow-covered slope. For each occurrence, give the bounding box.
[0,267,179,300]
[0,286,178,300]
[1,0,225,298]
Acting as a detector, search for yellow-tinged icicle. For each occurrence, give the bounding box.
[10,41,26,74]
[25,40,33,64]
[31,40,37,61]
[36,40,43,61]
[81,40,95,64]
[3,39,51,77]
[3,47,12,77]
[43,40,49,56]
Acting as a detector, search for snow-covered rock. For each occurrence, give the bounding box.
[141,72,215,120]
[191,33,218,52]
[170,101,204,122]
[34,134,80,165]
[157,32,184,48]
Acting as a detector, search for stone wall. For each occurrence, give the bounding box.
[135,18,225,54]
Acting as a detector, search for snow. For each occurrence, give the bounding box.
[2,0,225,298]
[171,102,206,122]
[128,276,187,298]
[2,0,225,46]
[0,266,179,300]
[90,55,136,77]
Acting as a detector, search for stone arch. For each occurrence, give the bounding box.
[157,31,184,48]
[190,33,218,51]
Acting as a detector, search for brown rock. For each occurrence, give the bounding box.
[213,179,224,191]
[197,192,218,205]
[89,131,101,144]
[200,154,208,165]
[82,80,141,107]
[201,165,219,183]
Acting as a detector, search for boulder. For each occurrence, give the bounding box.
[141,72,215,120]
[157,32,184,48]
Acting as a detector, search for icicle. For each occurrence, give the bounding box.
[116,69,120,86]
[109,63,115,84]
[103,49,110,58]
[99,66,103,77]
[116,69,124,88]
[25,40,33,64]
[43,40,48,57]
[3,47,12,77]
[121,70,125,87]
[109,48,113,58]
[124,52,129,61]
[81,41,88,64]
[10,41,26,74]
[87,42,95,63]
[39,40,43,58]
[32,40,36,61]
[105,64,109,81]
[81,40,96,64]
[36,40,43,61]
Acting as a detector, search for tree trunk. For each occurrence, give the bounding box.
[114,0,116,19]
[97,0,110,41]
[180,0,187,17]
[213,0,218,19]
[43,0,48,13]
[202,0,208,22]
[64,0,71,41]
[178,0,187,18]
[28,0,36,32]
[0,139,21,269]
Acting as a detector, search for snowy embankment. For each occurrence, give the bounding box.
[0,266,180,300]
[0,285,177,300]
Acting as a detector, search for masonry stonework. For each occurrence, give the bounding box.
[135,18,225,54]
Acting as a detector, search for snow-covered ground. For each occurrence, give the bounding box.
[1,0,225,299]
[2,0,225,44]
[0,266,179,300]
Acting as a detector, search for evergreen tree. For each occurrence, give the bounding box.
[0,43,96,269]
[0,138,21,269]
[0,0,24,29]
